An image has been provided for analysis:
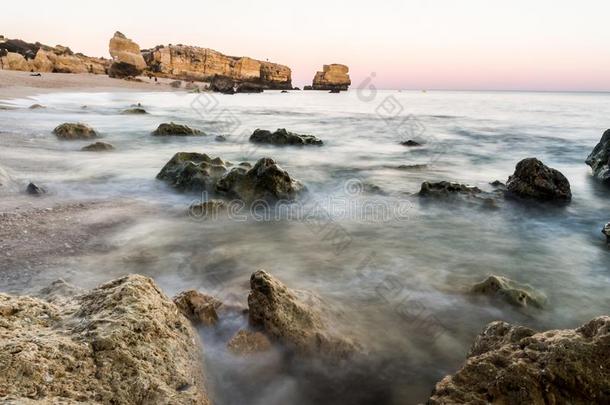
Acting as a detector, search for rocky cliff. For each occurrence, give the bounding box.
[108,31,147,78]
[310,64,351,91]
[0,36,109,74]
[142,44,292,89]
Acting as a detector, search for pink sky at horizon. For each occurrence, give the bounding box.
[4,0,610,91]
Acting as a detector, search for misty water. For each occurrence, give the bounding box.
[1,89,609,404]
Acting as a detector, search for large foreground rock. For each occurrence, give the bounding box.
[0,275,210,404]
[157,152,230,192]
[108,32,147,78]
[152,122,203,136]
[310,64,351,91]
[250,128,323,146]
[247,270,358,358]
[471,275,546,309]
[586,129,610,183]
[53,123,98,139]
[428,316,610,404]
[506,158,571,202]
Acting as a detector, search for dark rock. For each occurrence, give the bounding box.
[215,135,227,142]
[81,142,114,152]
[329,89,341,93]
[108,61,142,78]
[281,90,289,93]
[490,180,505,188]
[602,223,610,244]
[169,80,182,88]
[395,164,427,170]
[26,182,46,195]
[400,140,422,147]
[470,275,546,309]
[506,158,571,202]
[157,152,229,192]
[121,107,147,114]
[53,123,97,139]
[248,270,359,358]
[303,85,313,90]
[419,181,482,198]
[249,128,323,146]
[210,75,235,94]
[428,317,610,405]
[216,158,304,203]
[235,82,264,93]
[29,104,45,109]
[585,129,610,183]
[0,38,39,59]
[152,122,203,136]
[292,87,301,91]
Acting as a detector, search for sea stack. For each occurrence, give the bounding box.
[108,31,147,78]
[310,64,351,91]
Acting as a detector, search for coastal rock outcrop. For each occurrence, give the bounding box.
[247,270,358,358]
[157,152,230,192]
[227,330,272,355]
[419,181,482,198]
[585,129,610,183]
[428,316,610,404]
[310,64,351,91]
[53,123,98,139]
[152,122,203,136]
[142,44,292,89]
[209,75,235,94]
[108,32,147,78]
[81,141,114,151]
[506,158,571,202]
[249,128,323,146]
[0,275,211,404]
[470,275,545,309]
[173,290,221,327]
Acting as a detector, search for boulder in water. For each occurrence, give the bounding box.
[400,140,422,147]
[121,107,147,114]
[28,103,45,109]
[419,181,482,198]
[173,290,221,327]
[235,82,264,93]
[428,316,610,405]
[210,75,235,94]
[152,122,203,136]
[506,158,571,202]
[26,182,46,195]
[249,128,323,146]
[470,275,546,309]
[81,141,115,151]
[227,330,272,355]
[157,152,229,192]
[53,123,98,139]
[585,129,610,183]
[215,135,227,142]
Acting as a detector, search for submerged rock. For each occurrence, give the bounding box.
[216,158,304,203]
[506,158,571,202]
[470,275,546,309]
[247,270,358,358]
[249,128,323,146]
[173,290,221,327]
[400,140,422,147]
[121,107,147,114]
[428,316,610,405]
[28,103,45,109]
[419,181,482,198]
[215,135,227,142]
[0,275,211,404]
[585,129,610,183]
[25,182,46,195]
[157,152,229,192]
[81,141,115,151]
[53,123,98,139]
[152,122,203,136]
[227,330,272,355]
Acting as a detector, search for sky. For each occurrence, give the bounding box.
[3,0,610,91]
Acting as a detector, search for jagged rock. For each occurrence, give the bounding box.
[108,31,146,78]
[470,275,546,309]
[173,290,221,327]
[25,182,46,195]
[585,129,610,183]
[157,152,229,192]
[227,330,272,355]
[311,64,351,91]
[28,104,45,109]
[53,123,98,139]
[209,75,235,94]
[400,140,422,147]
[506,158,571,202]
[152,122,203,136]
[602,223,610,244]
[81,142,115,151]
[247,270,358,358]
[490,180,505,188]
[121,107,147,114]
[0,275,211,404]
[419,181,482,198]
[216,158,304,203]
[236,82,264,93]
[428,316,610,405]
[249,128,323,146]
[142,44,292,89]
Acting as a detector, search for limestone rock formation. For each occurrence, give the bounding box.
[470,275,546,309]
[249,128,324,146]
[586,129,610,183]
[173,290,221,327]
[227,330,272,355]
[152,122,203,136]
[506,158,572,202]
[142,44,292,89]
[53,123,98,139]
[247,270,358,358]
[428,316,610,404]
[81,141,115,151]
[310,64,351,91]
[108,31,147,78]
[0,275,211,404]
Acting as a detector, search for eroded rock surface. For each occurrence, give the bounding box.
[152,122,203,136]
[227,330,272,355]
[506,158,571,202]
[586,129,610,183]
[157,152,230,192]
[108,32,147,78]
[0,275,210,404]
[53,123,98,139]
[470,275,546,309]
[247,270,358,358]
[311,64,351,91]
[250,128,323,146]
[428,316,610,405]
[173,290,222,327]
[81,141,114,151]
[419,181,482,198]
